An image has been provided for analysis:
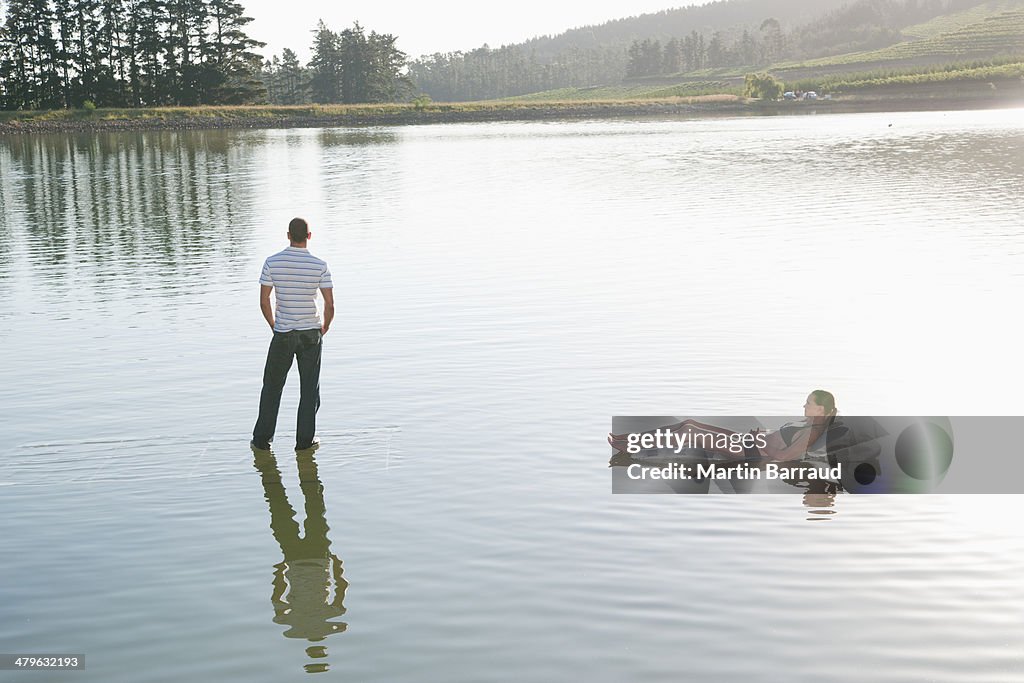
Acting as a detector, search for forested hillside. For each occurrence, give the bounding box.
[406,0,1023,101]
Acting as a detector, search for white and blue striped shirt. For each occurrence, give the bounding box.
[260,246,333,332]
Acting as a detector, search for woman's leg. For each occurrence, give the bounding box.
[607,419,686,452]
[674,419,736,438]
[608,418,744,456]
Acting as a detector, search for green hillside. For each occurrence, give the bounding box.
[506,57,1024,102]
[780,9,1024,69]
[502,81,742,102]
[510,8,1024,104]
[901,0,1024,39]
[791,58,1024,92]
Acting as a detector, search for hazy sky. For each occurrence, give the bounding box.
[244,0,703,62]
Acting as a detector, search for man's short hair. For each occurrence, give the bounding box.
[289,217,309,243]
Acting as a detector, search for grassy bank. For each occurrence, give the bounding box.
[0,97,752,134]
[1,81,1022,135]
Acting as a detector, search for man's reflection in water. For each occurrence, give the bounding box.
[252,449,347,673]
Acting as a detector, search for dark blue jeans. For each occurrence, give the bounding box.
[253,328,322,448]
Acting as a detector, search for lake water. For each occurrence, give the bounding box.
[2,109,1023,681]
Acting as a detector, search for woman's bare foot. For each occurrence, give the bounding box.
[607,432,629,453]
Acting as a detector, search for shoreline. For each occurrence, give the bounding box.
[2,92,1022,135]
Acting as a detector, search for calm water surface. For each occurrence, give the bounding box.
[2,109,1024,681]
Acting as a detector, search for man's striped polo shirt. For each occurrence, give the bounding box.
[259,246,333,332]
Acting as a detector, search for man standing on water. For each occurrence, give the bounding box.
[251,218,335,452]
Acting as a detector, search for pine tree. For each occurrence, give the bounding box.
[337,22,367,103]
[0,0,6,106]
[53,0,75,106]
[663,38,681,74]
[0,0,28,108]
[72,0,101,105]
[706,32,725,68]
[739,29,758,66]
[278,47,308,104]
[308,20,339,103]
[204,0,265,103]
[165,0,208,104]
[26,0,62,108]
[95,0,127,105]
[759,17,783,65]
[260,54,278,102]
[134,0,168,105]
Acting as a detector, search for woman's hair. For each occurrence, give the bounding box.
[810,389,837,415]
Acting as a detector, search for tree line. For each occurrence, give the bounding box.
[259,21,412,105]
[624,0,983,77]
[0,0,266,109]
[626,20,785,77]
[0,3,413,110]
[406,45,626,103]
